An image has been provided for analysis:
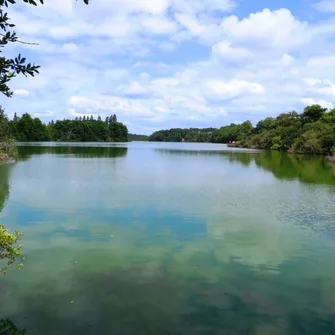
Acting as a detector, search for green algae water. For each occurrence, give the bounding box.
[1,142,335,335]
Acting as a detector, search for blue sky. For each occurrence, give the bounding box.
[2,0,335,134]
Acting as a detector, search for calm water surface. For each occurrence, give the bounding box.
[1,142,335,334]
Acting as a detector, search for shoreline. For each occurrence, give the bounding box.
[0,153,9,162]
[227,142,335,162]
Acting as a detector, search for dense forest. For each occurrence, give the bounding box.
[128,133,149,141]
[149,128,217,142]
[0,108,128,142]
[149,105,335,156]
[239,105,335,156]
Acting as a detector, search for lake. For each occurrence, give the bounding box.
[0,142,335,335]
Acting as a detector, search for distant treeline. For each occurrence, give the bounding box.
[149,128,217,142]
[128,133,149,141]
[149,105,335,156]
[0,109,128,142]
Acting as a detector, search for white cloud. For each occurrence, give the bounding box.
[33,110,55,117]
[140,15,178,35]
[282,53,294,66]
[3,3,335,134]
[220,9,309,50]
[101,0,170,15]
[307,56,335,70]
[204,79,265,97]
[121,82,148,95]
[13,89,30,97]
[314,0,335,13]
[300,98,334,109]
[171,0,235,14]
[212,42,252,63]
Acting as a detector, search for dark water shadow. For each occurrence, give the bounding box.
[0,163,11,212]
[154,148,335,185]
[17,146,128,160]
[2,260,335,335]
[253,152,335,186]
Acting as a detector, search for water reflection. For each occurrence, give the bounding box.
[155,148,335,186]
[0,143,335,334]
[2,236,335,335]
[0,164,11,212]
[18,146,128,159]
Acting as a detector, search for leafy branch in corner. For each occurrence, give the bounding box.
[0,0,89,97]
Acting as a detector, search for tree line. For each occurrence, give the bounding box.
[149,127,217,142]
[149,105,335,156]
[0,108,128,142]
[128,133,149,141]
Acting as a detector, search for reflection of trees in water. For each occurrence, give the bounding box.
[225,151,335,185]
[254,152,335,185]
[3,259,335,335]
[155,148,335,184]
[0,165,24,334]
[0,163,12,212]
[17,146,128,160]
[0,164,11,212]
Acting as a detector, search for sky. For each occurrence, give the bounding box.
[2,0,335,134]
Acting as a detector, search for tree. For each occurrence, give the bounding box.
[0,318,27,334]
[0,0,89,275]
[111,114,117,123]
[0,225,23,274]
[0,0,89,97]
[255,117,276,133]
[301,105,327,124]
[0,105,9,140]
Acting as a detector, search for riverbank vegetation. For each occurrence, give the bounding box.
[0,108,128,143]
[128,133,149,141]
[0,0,89,276]
[149,127,217,142]
[238,105,335,156]
[149,105,335,157]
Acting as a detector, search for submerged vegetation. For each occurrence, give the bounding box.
[149,105,335,157]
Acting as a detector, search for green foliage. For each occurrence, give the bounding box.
[0,105,9,139]
[148,105,335,156]
[0,137,18,159]
[0,107,18,159]
[48,114,128,142]
[0,111,128,142]
[128,133,149,141]
[255,117,276,133]
[149,128,216,142]
[0,319,27,335]
[13,113,50,141]
[0,224,23,275]
[301,105,327,124]
[240,105,335,155]
[0,0,88,97]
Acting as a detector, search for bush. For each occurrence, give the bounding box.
[271,143,281,150]
[0,225,24,275]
